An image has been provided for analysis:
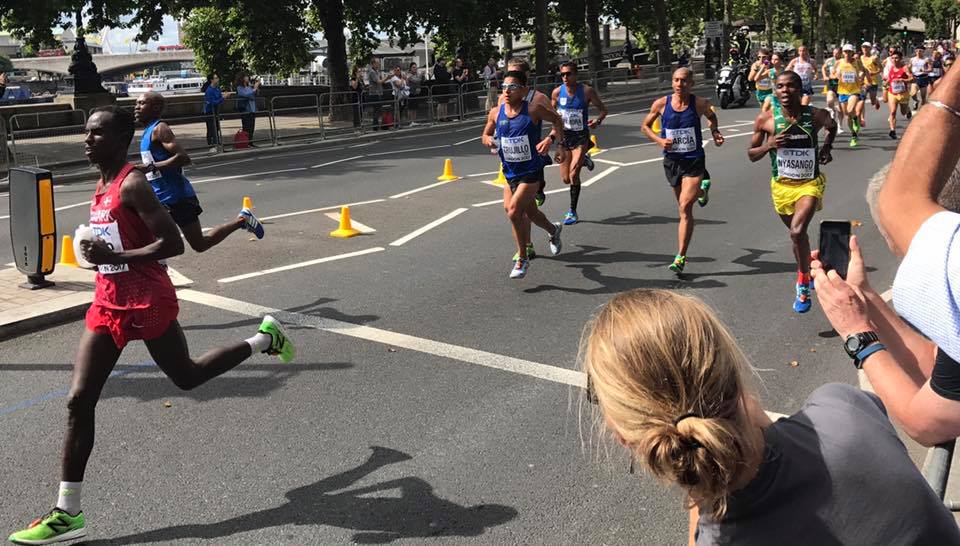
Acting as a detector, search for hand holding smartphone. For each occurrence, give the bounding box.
[818,220,852,279]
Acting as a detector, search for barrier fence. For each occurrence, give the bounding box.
[2,63,715,172]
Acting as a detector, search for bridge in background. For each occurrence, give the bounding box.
[11,50,194,76]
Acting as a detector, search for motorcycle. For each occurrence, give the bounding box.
[716,62,751,109]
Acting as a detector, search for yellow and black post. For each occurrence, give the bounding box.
[9,167,57,289]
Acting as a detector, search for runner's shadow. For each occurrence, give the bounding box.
[182,296,380,332]
[579,211,726,227]
[76,446,517,545]
[525,263,726,295]
[552,245,717,268]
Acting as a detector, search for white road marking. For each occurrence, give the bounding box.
[582,166,620,187]
[311,155,364,168]
[389,180,455,199]
[193,167,308,185]
[619,157,662,167]
[349,141,378,148]
[367,144,449,157]
[258,198,386,221]
[192,157,258,170]
[466,171,499,178]
[217,247,385,283]
[176,289,587,387]
[593,158,626,166]
[454,136,482,145]
[0,199,91,220]
[390,208,468,246]
[323,212,376,233]
[473,197,503,207]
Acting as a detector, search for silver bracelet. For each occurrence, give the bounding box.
[928,100,960,120]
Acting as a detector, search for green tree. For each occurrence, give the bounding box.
[916,0,960,39]
[0,53,11,73]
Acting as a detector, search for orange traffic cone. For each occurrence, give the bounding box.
[492,165,507,186]
[651,117,662,134]
[437,158,459,181]
[58,235,79,267]
[242,196,254,210]
[588,134,602,154]
[329,206,361,238]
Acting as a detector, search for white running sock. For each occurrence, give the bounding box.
[245,332,272,353]
[56,481,82,515]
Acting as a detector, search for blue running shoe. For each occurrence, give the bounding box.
[562,210,579,225]
[793,282,812,313]
[239,208,265,239]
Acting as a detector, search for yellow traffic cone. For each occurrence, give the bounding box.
[58,235,79,267]
[652,117,662,134]
[437,158,459,181]
[588,134,602,154]
[492,165,507,186]
[242,196,254,210]
[329,206,361,238]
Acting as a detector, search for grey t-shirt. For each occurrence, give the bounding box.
[366,67,383,94]
[696,383,960,546]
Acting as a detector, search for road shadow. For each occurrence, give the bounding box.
[77,446,517,545]
[182,296,380,333]
[551,244,717,268]
[579,211,727,227]
[526,263,726,295]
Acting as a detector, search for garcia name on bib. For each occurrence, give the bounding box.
[665,127,697,153]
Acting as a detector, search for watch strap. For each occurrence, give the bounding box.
[854,342,886,369]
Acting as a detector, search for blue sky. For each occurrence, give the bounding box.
[99,15,180,53]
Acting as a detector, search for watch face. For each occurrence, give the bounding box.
[845,336,861,354]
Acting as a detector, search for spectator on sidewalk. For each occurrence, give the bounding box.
[234,73,261,144]
[349,64,364,131]
[366,58,390,130]
[0,72,7,99]
[388,66,410,129]
[810,162,960,446]
[453,58,470,87]
[201,74,223,152]
[482,57,500,111]
[406,62,423,125]
[432,57,452,122]
[583,289,960,545]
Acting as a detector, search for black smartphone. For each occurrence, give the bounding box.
[819,220,851,279]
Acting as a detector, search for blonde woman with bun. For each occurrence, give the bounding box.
[584,289,960,546]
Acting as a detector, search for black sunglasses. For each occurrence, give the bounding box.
[560,72,574,77]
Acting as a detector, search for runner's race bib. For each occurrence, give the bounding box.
[140,151,161,181]
[665,127,697,154]
[891,80,907,94]
[501,135,533,163]
[90,221,129,274]
[562,108,584,131]
[757,77,771,90]
[933,68,943,77]
[777,148,816,180]
[841,71,856,84]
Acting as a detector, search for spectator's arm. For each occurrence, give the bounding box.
[862,289,937,378]
[878,62,959,255]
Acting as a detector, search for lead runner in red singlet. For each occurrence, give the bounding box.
[8,106,295,545]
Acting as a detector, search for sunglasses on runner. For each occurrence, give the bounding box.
[501,82,523,91]
[560,72,574,77]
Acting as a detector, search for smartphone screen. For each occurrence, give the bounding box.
[819,220,851,279]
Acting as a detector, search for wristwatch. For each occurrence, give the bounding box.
[843,331,884,369]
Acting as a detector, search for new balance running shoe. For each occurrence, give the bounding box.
[583,153,595,171]
[258,315,295,363]
[549,222,563,255]
[512,244,536,262]
[9,509,86,545]
[669,255,686,274]
[239,208,265,239]
[698,179,711,207]
[562,210,579,225]
[793,282,812,313]
[510,258,529,279]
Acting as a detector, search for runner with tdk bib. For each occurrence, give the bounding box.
[786,45,818,106]
[642,67,723,275]
[748,71,837,314]
[832,44,865,147]
[551,61,607,225]
[133,92,264,251]
[483,71,564,279]
[8,106,294,546]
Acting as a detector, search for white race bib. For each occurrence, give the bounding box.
[140,151,161,181]
[665,127,698,154]
[757,77,771,90]
[891,80,906,94]
[777,148,816,180]
[501,135,533,163]
[561,108,584,131]
[90,221,129,274]
[841,71,856,84]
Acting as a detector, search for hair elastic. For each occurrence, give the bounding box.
[673,412,700,426]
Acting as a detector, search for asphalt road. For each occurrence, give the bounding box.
[0,92,908,544]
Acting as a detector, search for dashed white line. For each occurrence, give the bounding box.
[582,166,620,187]
[592,158,626,167]
[454,136,482,146]
[311,155,363,168]
[466,171,499,178]
[472,197,503,207]
[258,198,385,221]
[367,144,449,157]
[389,180,456,199]
[217,247,385,283]
[349,141,378,148]
[390,208,469,246]
[192,157,258,170]
[193,167,308,185]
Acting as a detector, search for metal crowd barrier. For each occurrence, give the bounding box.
[320,91,362,138]
[427,86,461,123]
[9,110,88,170]
[270,94,323,145]
[0,117,8,177]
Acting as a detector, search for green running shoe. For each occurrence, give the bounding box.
[852,117,860,134]
[258,315,295,363]
[668,255,686,274]
[9,509,86,545]
[512,244,536,262]
[849,135,858,148]
[698,179,711,207]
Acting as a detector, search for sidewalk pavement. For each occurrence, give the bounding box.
[0,264,192,340]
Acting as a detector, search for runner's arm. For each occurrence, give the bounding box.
[878,58,957,255]
[813,107,836,163]
[105,171,184,264]
[151,122,191,169]
[551,86,560,109]
[586,86,608,127]
[641,98,665,144]
[532,101,565,154]
[746,113,773,162]
[481,107,498,148]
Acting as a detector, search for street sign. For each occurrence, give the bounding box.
[705,21,724,39]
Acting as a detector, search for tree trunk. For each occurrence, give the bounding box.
[504,32,513,61]
[722,0,733,63]
[535,0,549,74]
[764,0,774,50]
[653,0,671,67]
[586,0,603,80]
[815,0,826,63]
[317,0,348,95]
